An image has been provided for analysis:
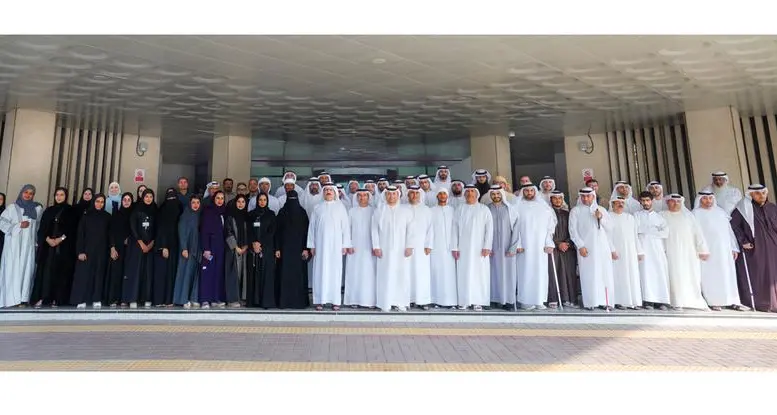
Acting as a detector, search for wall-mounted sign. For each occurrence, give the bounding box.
[134,168,146,184]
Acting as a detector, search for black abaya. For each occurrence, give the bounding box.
[104,193,133,305]
[122,190,157,305]
[70,197,111,305]
[152,189,181,306]
[31,189,77,306]
[246,202,278,308]
[274,191,310,309]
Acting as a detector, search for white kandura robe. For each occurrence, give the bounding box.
[343,205,377,307]
[634,210,671,304]
[307,200,352,305]
[608,212,644,307]
[515,200,556,307]
[429,204,457,306]
[451,203,494,307]
[274,183,305,198]
[407,203,434,305]
[0,203,43,308]
[371,204,414,311]
[423,189,438,207]
[661,210,710,309]
[700,184,743,215]
[569,204,616,308]
[488,203,519,305]
[693,207,742,306]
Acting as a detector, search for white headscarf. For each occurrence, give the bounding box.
[471,169,492,185]
[351,188,372,208]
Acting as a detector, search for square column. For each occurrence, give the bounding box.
[470,123,513,184]
[685,106,749,190]
[0,109,57,202]
[210,123,252,184]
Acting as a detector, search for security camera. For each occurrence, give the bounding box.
[508,131,516,138]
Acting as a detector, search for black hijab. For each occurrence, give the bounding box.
[86,193,108,215]
[0,192,5,217]
[158,187,182,218]
[277,190,306,227]
[74,187,93,218]
[254,192,271,218]
[227,194,249,225]
[135,188,157,216]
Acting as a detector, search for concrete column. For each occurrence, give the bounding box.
[0,109,57,203]
[210,123,252,185]
[563,132,611,199]
[684,106,749,190]
[470,123,512,184]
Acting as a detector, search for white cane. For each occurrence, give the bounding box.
[550,250,563,311]
[741,250,757,312]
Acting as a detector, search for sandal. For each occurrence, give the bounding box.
[315,305,323,311]
[332,305,340,311]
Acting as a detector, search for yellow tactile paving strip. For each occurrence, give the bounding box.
[0,324,776,340]
[0,360,773,371]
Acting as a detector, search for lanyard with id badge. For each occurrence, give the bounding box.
[141,216,151,233]
[253,219,262,258]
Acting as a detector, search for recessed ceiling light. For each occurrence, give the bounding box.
[372,58,386,64]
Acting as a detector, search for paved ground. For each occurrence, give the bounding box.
[1,311,776,371]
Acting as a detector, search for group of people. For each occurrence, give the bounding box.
[0,166,775,313]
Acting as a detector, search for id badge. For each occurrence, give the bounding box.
[142,221,150,229]
[253,221,261,228]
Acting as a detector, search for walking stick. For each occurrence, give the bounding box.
[741,249,757,312]
[550,250,563,311]
[605,287,610,312]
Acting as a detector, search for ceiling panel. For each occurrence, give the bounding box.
[3,35,777,164]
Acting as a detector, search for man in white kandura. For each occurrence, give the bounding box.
[538,176,567,210]
[418,175,438,207]
[303,178,323,216]
[610,181,642,214]
[607,196,644,310]
[429,188,458,308]
[274,171,304,198]
[371,186,414,312]
[700,171,743,215]
[634,191,671,310]
[363,180,379,206]
[513,183,556,310]
[486,185,520,309]
[307,183,352,311]
[343,188,377,309]
[693,191,749,311]
[646,181,667,212]
[433,165,452,191]
[449,180,466,209]
[276,179,297,208]
[569,187,616,311]
[407,185,434,309]
[0,184,44,308]
[452,185,494,311]
[661,194,710,310]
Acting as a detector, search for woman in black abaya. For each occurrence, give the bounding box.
[246,192,277,309]
[105,192,134,307]
[122,188,157,308]
[31,187,77,308]
[274,190,310,309]
[70,194,111,308]
[224,194,250,307]
[152,188,182,306]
